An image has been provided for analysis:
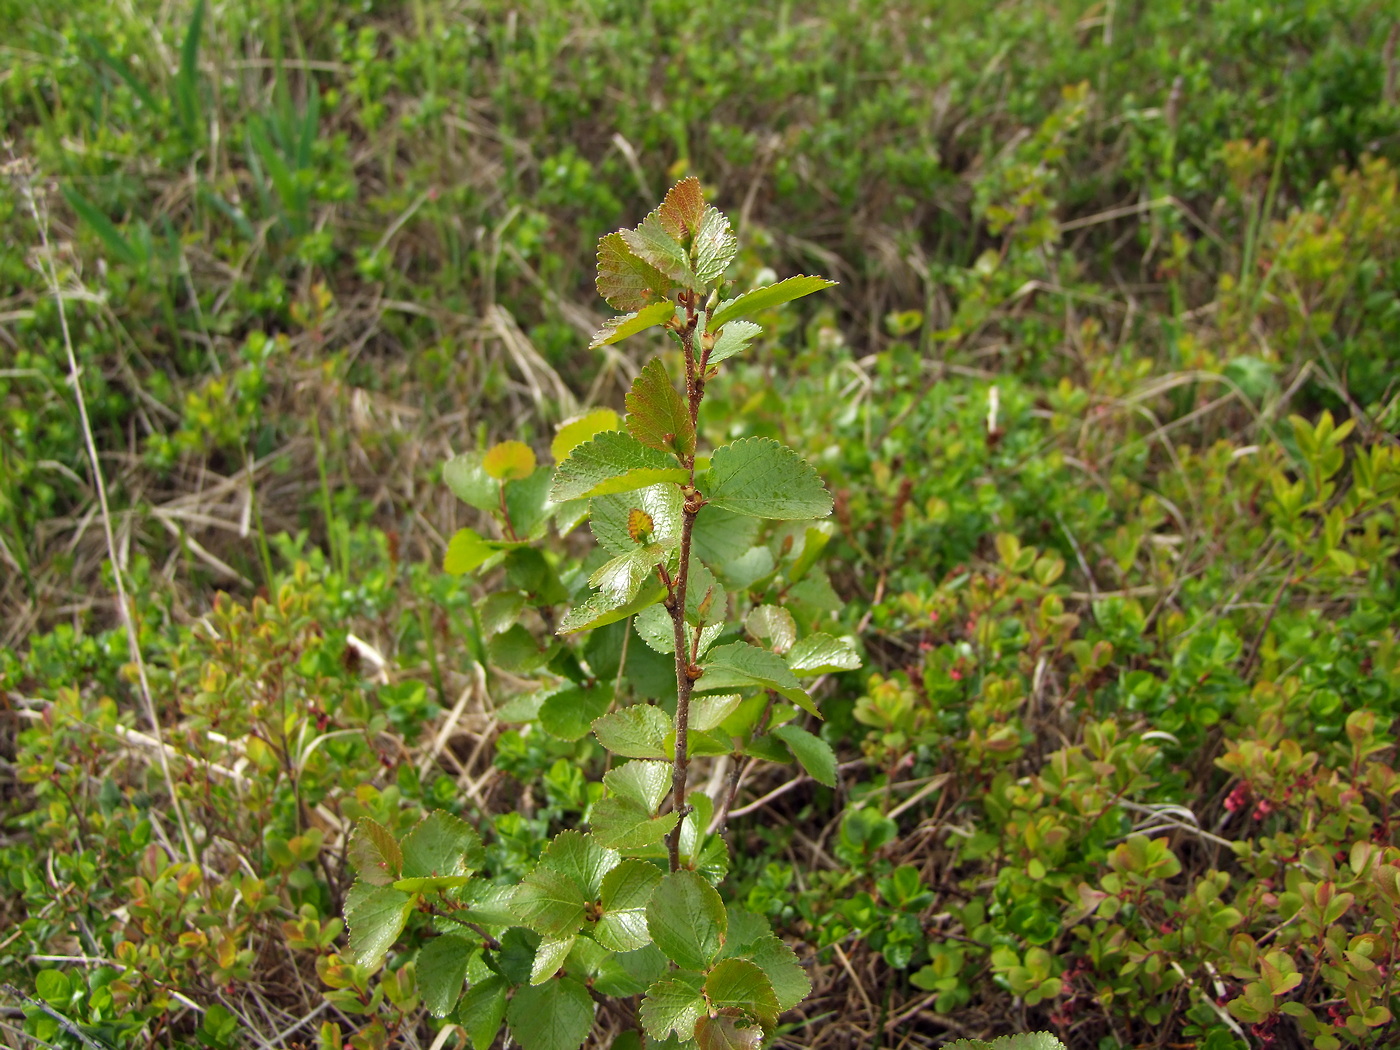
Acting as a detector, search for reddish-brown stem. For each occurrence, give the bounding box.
[666,299,705,872]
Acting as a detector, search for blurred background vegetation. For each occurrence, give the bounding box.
[1,1,1397,1049]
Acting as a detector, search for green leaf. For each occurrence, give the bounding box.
[393,874,473,893]
[786,633,861,676]
[622,212,698,289]
[553,408,623,462]
[539,685,613,742]
[591,301,677,349]
[514,867,586,938]
[639,971,707,1043]
[948,1037,1067,1050]
[506,467,556,542]
[694,1014,763,1050]
[706,320,762,366]
[444,451,498,513]
[692,207,737,287]
[691,693,742,732]
[345,882,413,968]
[744,934,810,1011]
[595,944,668,997]
[418,935,473,1017]
[348,818,403,886]
[506,977,595,1050]
[592,483,684,556]
[553,431,690,502]
[591,798,680,851]
[745,605,796,653]
[457,975,507,1050]
[489,623,549,672]
[647,871,727,971]
[771,725,837,787]
[705,959,780,1025]
[531,935,576,985]
[627,358,695,458]
[590,544,670,604]
[710,276,836,328]
[540,831,620,899]
[634,604,679,654]
[557,581,666,635]
[691,506,758,566]
[685,560,727,630]
[401,811,485,879]
[597,232,675,312]
[596,859,665,952]
[444,528,497,576]
[603,760,673,812]
[35,969,70,1008]
[704,438,833,520]
[593,705,673,759]
[700,642,821,719]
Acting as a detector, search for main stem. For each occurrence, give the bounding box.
[666,297,705,871]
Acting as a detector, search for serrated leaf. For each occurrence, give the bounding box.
[604,760,673,811]
[704,438,833,520]
[627,358,695,458]
[647,870,726,971]
[506,466,556,541]
[460,881,521,926]
[591,300,678,349]
[694,1014,763,1050]
[949,1038,1067,1050]
[557,581,667,635]
[771,725,837,788]
[540,831,620,899]
[691,693,742,732]
[401,811,485,879]
[345,882,412,968]
[596,859,665,952]
[640,971,707,1043]
[552,408,622,462]
[593,704,673,758]
[418,935,473,1017]
[634,603,679,654]
[457,975,508,1050]
[483,440,537,481]
[554,431,690,502]
[705,959,780,1025]
[591,797,681,851]
[691,506,758,566]
[348,818,402,886]
[591,544,669,604]
[658,177,707,238]
[706,320,762,366]
[745,606,796,653]
[514,867,586,938]
[539,684,613,742]
[693,206,737,286]
[597,232,675,312]
[444,528,497,576]
[506,977,595,1050]
[745,934,810,1012]
[444,451,498,512]
[592,483,685,555]
[623,212,698,289]
[710,276,836,328]
[530,935,577,985]
[595,944,668,998]
[715,546,775,592]
[785,633,861,675]
[700,642,821,719]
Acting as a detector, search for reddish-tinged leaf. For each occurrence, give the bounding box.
[626,358,695,458]
[597,231,674,312]
[658,177,706,239]
[622,212,698,289]
[695,1013,763,1050]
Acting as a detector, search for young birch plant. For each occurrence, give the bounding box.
[340,179,858,1050]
